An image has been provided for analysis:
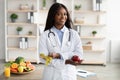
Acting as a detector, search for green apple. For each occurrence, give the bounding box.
[18,66,24,73]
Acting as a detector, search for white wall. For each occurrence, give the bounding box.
[106,0,120,63]
[106,0,120,40]
[0,0,5,59]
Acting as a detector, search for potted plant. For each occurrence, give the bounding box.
[74,4,81,10]
[16,27,23,35]
[42,0,46,9]
[28,31,33,35]
[10,13,18,22]
[92,30,97,36]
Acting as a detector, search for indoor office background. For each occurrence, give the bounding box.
[0,0,120,64]
[0,0,120,80]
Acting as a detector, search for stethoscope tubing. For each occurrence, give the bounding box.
[48,29,71,42]
[48,29,55,38]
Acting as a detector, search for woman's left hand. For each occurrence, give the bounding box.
[65,59,83,66]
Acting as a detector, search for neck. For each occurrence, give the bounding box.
[54,24,64,30]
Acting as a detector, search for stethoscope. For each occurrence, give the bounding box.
[48,29,71,47]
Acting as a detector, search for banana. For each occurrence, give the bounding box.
[40,53,53,65]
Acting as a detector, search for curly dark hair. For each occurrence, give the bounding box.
[44,3,73,31]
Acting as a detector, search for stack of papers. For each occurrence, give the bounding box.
[76,69,96,78]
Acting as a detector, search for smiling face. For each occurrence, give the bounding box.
[54,7,67,30]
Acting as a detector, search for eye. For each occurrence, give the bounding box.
[56,13,60,16]
[64,13,67,16]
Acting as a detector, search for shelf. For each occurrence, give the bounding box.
[81,36,105,40]
[7,23,37,26]
[83,49,105,53]
[5,0,39,63]
[7,10,37,13]
[7,35,37,38]
[8,58,38,62]
[74,10,106,14]
[39,9,48,12]
[74,23,106,27]
[39,23,45,26]
[8,47,37,51]
[39,9,72,13]
[5,0,106,64]
[81,61,105,65]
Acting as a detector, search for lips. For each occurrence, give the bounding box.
[60,20,65,22]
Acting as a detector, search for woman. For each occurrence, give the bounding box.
[39,3,83,80]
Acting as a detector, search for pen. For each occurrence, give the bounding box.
[78,71,87,73]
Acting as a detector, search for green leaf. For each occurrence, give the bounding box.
[4,62,11,67]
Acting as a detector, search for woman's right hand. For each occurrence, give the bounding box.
[48,53,61,59]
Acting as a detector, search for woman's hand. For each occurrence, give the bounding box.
[48,53,61,59]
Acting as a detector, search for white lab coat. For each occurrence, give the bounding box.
[39,26,83,80]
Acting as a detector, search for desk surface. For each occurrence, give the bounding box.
[0,69,98,80]
[77,76,98,80]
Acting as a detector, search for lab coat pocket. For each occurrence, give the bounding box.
[62,65,77,80]
[42,66,54,80]
[53,69,62,80]
[42,66,63,80]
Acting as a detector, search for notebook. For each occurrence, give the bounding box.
[76,69,96,78]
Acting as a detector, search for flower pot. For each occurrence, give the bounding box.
[18,31,22,35]
[11,19,16,23]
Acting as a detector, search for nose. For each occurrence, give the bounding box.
[61,14,65,18]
